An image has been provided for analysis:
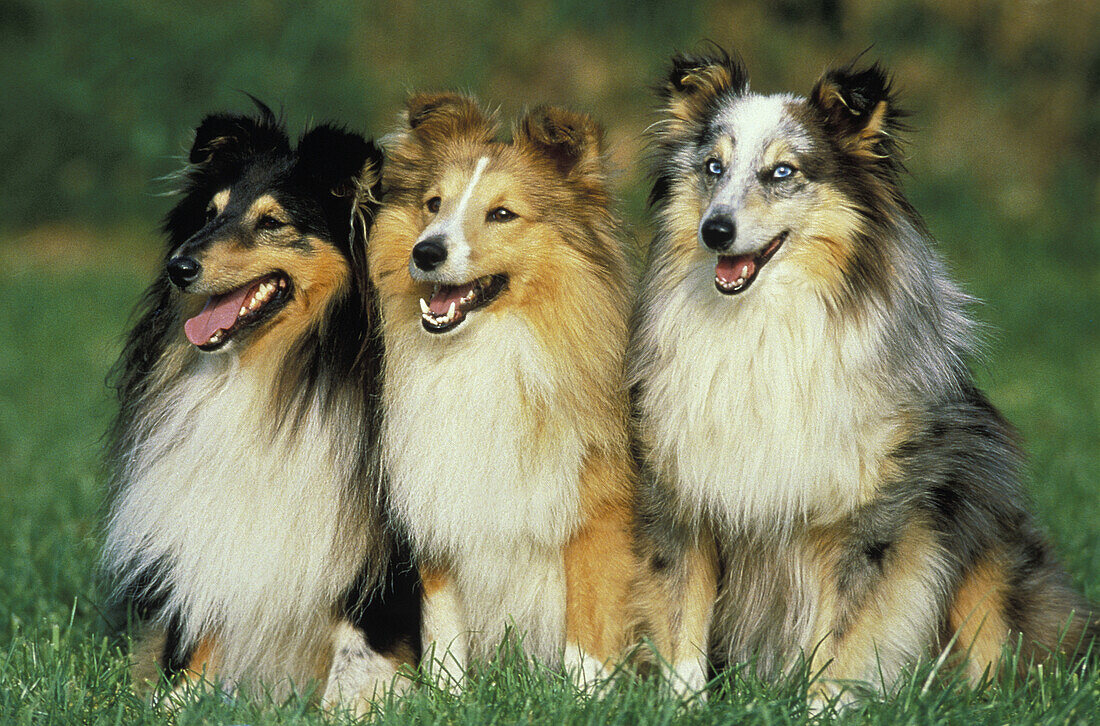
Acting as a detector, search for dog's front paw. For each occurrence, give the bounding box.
[322,622,408,717]
[564,643,611,693]
[664,657,707,702]
[806,679,861,716]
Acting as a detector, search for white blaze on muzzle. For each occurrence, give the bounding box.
[413,156,490,281]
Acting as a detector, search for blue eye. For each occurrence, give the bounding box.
[773,164,795,179]
[705,158,723,176]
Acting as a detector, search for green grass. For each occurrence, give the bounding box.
[1,175,1098,724]
[2,1,1097,722]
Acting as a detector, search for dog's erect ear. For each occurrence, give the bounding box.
[296,124,383,198]
[660,50,749,122]
[402,92,496,144]
[810,63,904,160]
[514,105,604,180]
[189,109,288,166]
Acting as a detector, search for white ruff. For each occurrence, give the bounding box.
[104,356,366,694]
[637,265,897,532]
[382,314,582,663]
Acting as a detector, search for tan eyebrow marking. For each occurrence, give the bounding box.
[211,189,230,212]
[246,194,289,223]
[714,136,734,162]
[761,140,800,170]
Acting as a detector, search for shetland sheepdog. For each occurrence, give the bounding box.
[369,93,638,686]
[630,50,1097,704]
[103,104,418,712]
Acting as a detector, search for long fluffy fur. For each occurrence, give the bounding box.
[370,94,639,680]
[632,50,1097,700]
[103,106,402,699]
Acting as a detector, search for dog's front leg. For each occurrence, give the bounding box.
[419,564,468,692]
[151,634,231,709]
[635,509,717,699]
[806,521,945,711]
[563,461,638,690]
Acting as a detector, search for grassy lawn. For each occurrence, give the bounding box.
[0,174,1097,725]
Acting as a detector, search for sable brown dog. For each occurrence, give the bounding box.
[103,104,418,712]
[369,94,638,686]
[631,50,1097,704]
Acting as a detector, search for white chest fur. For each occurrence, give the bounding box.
[105,358,365,690]
[382,316,584,659]
[638,270,897,532]
[383,316,583,554]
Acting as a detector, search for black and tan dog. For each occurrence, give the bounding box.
[103,103,417,712]
[630,49,1097,704]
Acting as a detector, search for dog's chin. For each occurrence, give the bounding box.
[713,231,788,295]
[185,273,294,352]
[417,273,508,335]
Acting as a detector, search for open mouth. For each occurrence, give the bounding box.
[183,273,291,351]
[419,274,507,334]
[714,231,788,295]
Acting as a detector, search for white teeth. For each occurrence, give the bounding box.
[421,299,464,328]
[278,278,287,289]
[239,306,248,316]
[248,297,261,310]
[420,298,431,315]
[741,265,750,278]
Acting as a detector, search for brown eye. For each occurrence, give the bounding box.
[487,207,516,223]
[426,196,441,214]
[256,215,285,231]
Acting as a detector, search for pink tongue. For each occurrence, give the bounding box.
[428,283,476,316]
[184,285,253,346]
[716,254,756,285]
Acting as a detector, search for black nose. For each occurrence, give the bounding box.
[411,236,448,271]
[167,256,201,288]
[700,216,736,251]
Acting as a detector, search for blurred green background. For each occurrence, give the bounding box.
[0,0,1098,720]
[3,0,1097,249]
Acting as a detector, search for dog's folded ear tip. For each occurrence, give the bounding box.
[808,61,905,158]
[659,47,749,121]
[189,112,289,167]
[294,125,378,193]
[514,105,605,178]
[811,62,895,118]
[398,93,497,146]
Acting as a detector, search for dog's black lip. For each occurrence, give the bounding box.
[421,274,508,334]
[714,230,788,296]
[196,272,293,351]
